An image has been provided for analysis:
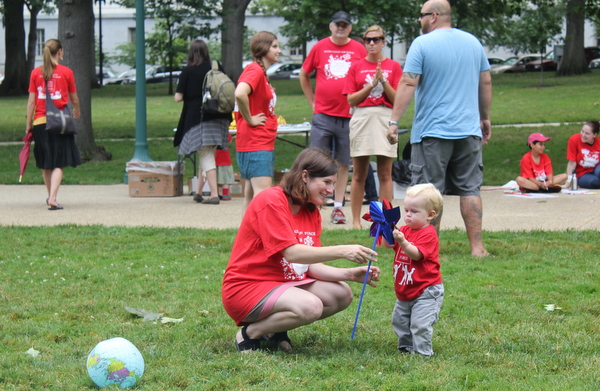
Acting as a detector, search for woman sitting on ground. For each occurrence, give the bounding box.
[565,120,600,189]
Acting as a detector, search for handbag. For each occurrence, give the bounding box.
[45,80,77,135]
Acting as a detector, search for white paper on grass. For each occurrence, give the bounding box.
[160,317,184,324]
[544,304,562,311]
[505,193,558,198]
[124,306,164,321]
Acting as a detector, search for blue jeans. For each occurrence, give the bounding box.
[578,165,600,189]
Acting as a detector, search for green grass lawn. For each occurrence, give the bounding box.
[1,227,598,390]
[1,71,599,186]
[1,72,600,390]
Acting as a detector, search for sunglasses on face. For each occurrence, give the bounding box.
[419,12,434,18]
[363,37,384,44]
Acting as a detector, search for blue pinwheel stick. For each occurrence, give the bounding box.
[351,200,400,339]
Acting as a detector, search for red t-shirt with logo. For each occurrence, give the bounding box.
[302,38,367,117]
[519,151,553,181]
[234,62,278,152]
[567,133,600,177]
[343,58,402,108]
[392,224,442,301]
[222,186,322,325]
[28,64,77,120]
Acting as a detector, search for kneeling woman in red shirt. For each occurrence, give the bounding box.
[222,148,380,352]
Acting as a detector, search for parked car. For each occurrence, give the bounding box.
[122,65,181,84]
[104,69,137,85]
[590,58,600,70]
[266,63,302,80]
[147,68,181,84]
[525,47,600,72]
[289,67,316,79]
[487,57,504,66]
[524,51,557,72]
[584,47,600,64]
[95,67,116,85]
[490,54,541,74]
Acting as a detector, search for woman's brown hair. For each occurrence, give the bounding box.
[279,148,339,211]
[250,31,277,82]
[42,39,62,81]
[585,120,599,135]
[187,39,211,66]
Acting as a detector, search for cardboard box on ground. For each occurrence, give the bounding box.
[127,161,184,197]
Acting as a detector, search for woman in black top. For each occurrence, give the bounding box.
[174,39,231,204]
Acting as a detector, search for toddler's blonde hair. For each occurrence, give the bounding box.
[405,183,443,215]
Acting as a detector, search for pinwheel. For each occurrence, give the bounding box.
[351,199,401,339]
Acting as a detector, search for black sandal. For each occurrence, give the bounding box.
[236,325,261,352]
[268,331,293,352]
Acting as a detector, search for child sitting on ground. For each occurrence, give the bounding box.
[516,132,567,193]
[383,183,444,356]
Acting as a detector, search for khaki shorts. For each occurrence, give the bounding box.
[349,106,397,158]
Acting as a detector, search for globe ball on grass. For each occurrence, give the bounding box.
[87,337,145,389]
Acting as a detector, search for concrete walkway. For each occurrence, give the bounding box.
[1,184,598,231]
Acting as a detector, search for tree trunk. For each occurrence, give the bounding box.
[556,0,589,76]
[26,4,42,75]
[58,0,111,162]
[0,0,29,96]
[221,0,252,83]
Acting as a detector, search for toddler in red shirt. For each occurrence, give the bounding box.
[384,183,444,356]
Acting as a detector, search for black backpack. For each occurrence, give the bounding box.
[202,61,235,114]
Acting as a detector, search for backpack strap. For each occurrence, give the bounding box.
[212,60,219,71]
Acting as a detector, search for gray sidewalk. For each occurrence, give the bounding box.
[1,184,598,231]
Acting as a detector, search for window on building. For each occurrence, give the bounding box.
[36,29,45,57]
[289,46,302,56]
[128,28,136,43]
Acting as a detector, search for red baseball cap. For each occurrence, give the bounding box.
[527,132,551,145]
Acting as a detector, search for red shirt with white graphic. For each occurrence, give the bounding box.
[302,38,367,117]
[28,64,77,120]
[343,58,402,108]
[222,186,321,325]
[235,62,278,152]
[567,133,600,177]
[392,224,442,301]
[519,151,553,181]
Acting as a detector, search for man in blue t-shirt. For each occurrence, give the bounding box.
[387,0,492,256]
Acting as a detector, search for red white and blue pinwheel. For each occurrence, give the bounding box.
[351,199,401,339]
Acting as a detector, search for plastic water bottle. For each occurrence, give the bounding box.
[570,170,578,190]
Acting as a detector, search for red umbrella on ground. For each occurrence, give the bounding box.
[19,131,34,182]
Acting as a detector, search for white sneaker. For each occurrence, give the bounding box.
[330,208,346,224]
